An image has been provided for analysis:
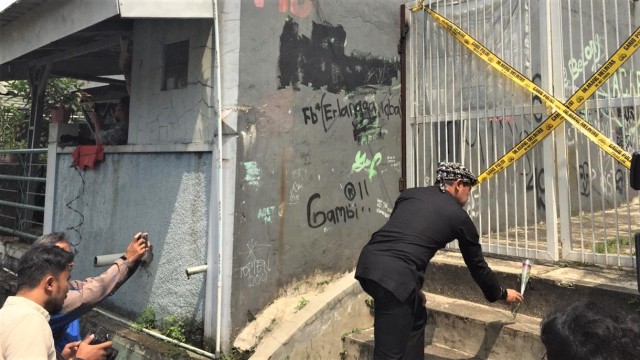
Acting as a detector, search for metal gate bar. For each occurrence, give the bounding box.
[405,0,640,267]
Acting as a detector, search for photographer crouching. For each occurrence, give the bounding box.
[33,231,152,355]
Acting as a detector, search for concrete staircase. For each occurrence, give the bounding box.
[343,293,544,360]
[342,251,639,360]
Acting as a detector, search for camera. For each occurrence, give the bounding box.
[88,326,119,360]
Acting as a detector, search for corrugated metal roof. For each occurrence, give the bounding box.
[0,0,46,28]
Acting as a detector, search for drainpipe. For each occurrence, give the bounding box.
[204,0,225,357]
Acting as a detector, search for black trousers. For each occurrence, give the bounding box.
[360,279,427,360]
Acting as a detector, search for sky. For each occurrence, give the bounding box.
[0,0,16,13]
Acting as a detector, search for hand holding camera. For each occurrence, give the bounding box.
[74,327,117,360]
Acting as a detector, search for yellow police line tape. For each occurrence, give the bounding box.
[411,4,640,184]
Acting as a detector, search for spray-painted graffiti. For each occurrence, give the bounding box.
[258,206,276,224]
[376,198,392,218]
[307,179,370,228]
[488,116,515,123]
[289,168,306,205]
[615,168,624,195]
[254,0,313,17]
[352,151,382,180]
[531,73,544,123]
[524,166,545,211]
[577,160,625,198]
[566,33,602,84]
[562,33,640,100]
[301,92,396,144]
[238,239,272,287]
[579,161,593,197]
[244,161,261,187]
[278,17,400,93]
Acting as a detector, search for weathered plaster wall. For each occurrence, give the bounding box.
[52,152,211,321]
[129,19,215,145]
[230,0,403,336]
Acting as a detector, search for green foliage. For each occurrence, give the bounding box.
[133,305,157,331]
[161,315,186,343]
[295,297,310,311]
[43,78,84,112]
[0,79,83,150]
[0,103,27,150]
[340,327,362,341]
[595,237,635,254]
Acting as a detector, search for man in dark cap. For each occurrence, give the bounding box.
[355,162,523,360]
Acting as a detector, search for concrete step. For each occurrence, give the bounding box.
[238,253,638,359]
[425,344,479,360]
[424,251,639,320]
[344,292,545,360]
[345,327,480,359]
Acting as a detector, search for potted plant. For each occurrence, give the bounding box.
[44,78,83,123]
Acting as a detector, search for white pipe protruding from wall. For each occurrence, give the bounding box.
[93,253,123,267]
[93,307,216,359]
[186,264,208,278]
[94,252,153,267]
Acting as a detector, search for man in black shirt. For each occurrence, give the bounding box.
[355,162,523,359]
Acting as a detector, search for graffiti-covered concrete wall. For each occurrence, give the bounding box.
[52,152,211,322]
[230,0,402,335]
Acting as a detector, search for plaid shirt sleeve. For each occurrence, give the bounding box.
[97,122,128,145]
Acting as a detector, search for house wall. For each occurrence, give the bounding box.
[229,0,403,337]
[50,0,404,345]
[51,151,211,322]
[128,19,215,145]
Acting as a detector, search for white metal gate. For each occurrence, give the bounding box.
[404,0,640,267]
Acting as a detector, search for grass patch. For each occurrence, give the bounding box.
[295,297,310,311]
[594,236,635,254]
[161,315,186,343]
[341,327,362,341]
[133,305,156,331]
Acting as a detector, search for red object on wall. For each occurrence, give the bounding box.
[71,145,105,170]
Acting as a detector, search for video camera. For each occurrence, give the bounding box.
[88,326,119,360]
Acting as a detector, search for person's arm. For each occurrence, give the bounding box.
[59,233,151,316]
[89,112,104,145]
[456,215,512,303]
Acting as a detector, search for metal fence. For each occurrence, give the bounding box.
[405,0,640,267]
[0,148,47,240]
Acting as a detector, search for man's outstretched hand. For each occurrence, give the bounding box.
[123,232,151,263]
